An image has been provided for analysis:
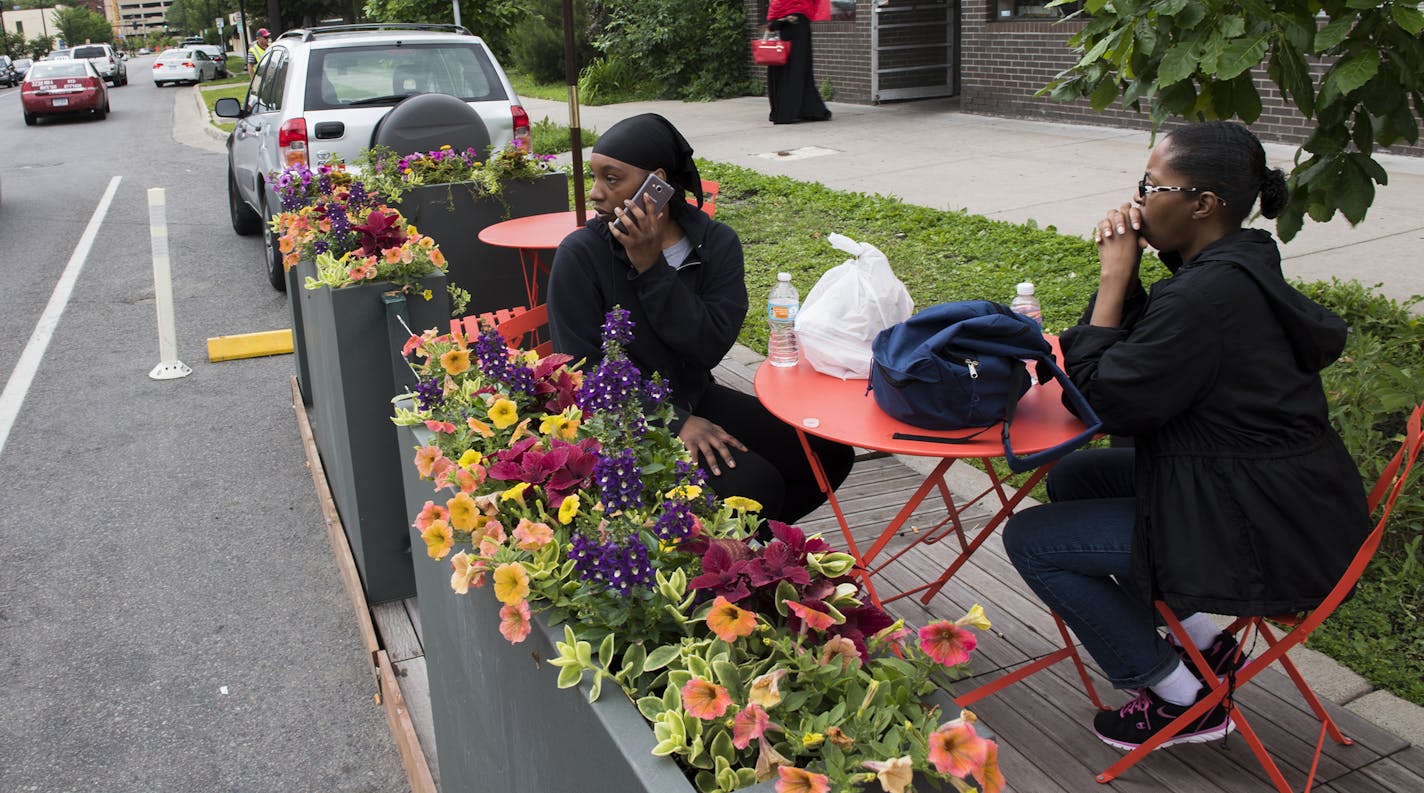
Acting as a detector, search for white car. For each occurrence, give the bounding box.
[151,48,219,86]
[216,23,530,290]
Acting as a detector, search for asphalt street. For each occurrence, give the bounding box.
[0,64,407,791]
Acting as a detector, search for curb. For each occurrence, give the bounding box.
[191,85,230,144]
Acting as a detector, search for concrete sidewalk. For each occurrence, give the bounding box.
[524,95,1424,308]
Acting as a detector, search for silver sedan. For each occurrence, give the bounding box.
[152,48,218,86]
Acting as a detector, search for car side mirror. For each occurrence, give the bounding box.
[214,97,245,118]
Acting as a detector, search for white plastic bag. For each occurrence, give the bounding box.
[794,233,915,379]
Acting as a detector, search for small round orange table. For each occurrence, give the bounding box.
[476,210,587,309]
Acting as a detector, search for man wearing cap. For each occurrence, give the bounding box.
[247,28,270,75]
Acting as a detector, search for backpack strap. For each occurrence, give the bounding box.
[1002,351,1101,473]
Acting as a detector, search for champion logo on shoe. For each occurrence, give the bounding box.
[1093,687,1235,751]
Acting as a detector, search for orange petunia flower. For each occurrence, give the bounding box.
[706,596,757,643]
[412,500,449,532]
[927,715,990,778]
[680,677,732,720]
[775,766,830,793]
[440,348,471,376]
[512,518,554,551]
[449,550,485,594]
[414,445,443,479]
[447,491,479,531]
[976,740,1005,793]
[492,562,530,605]
[786,600,835,632]
[420,519,453,560]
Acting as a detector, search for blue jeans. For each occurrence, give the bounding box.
[1003,448,1181,689]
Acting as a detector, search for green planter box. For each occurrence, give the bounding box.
[306,277,448,603]
[396,423,968,792]
[287,258,316,406]
[397,174,569,315]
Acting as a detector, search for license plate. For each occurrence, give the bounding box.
[52,97,68,106]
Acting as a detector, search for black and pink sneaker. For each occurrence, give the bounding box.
[1175,631,1248,681]
[1093,687,1235,751]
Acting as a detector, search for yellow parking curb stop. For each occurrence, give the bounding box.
[207,329,295,362]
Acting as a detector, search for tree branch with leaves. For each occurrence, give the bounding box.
[1043,0,1424,240]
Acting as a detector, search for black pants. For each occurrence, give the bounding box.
[767,15,831,124]
[693,382,854,525]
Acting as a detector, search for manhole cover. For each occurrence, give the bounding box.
[755,146,839,161]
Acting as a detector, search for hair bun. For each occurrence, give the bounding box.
[1259,168,1289,219]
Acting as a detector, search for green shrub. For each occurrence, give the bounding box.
[592,0,754,101]
[529,116,599,155]
[509,0,597,85]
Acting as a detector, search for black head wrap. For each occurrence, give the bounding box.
[592,113,703,209]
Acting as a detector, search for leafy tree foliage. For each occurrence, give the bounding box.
[508,0,597,84]
[53,6,114,46]
[1044,0,1424,241]
[165,0,237,39]
[361,0,522,58]
[591,0,751,100]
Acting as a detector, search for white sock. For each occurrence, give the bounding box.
[1175,613,1223,650]
[1151,661,1203,706]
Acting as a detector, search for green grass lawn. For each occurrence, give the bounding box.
[696,160,1424,707]
[200,83,247,133]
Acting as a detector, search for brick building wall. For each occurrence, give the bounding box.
[958,1,1424,156]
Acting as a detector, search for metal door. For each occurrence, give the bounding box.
[872,0,957,102]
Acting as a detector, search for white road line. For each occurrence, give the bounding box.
[0,175,122,458]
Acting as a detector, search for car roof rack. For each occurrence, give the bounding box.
[277,23,473,43]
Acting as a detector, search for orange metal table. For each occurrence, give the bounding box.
[754,340,1090,607]
[476,210,586,309]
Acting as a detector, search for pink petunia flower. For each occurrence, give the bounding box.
[680,677,733,720]
[786,600,835,632]
[498,599,532,643]
[732,703,772,750]
[412,500,449,532]
[918,621,978,667]
[512,518,554,551]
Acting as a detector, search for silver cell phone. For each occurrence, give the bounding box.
[613,172,674,232]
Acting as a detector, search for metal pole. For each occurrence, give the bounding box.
[562,0,585,224]
[452,0,461,29]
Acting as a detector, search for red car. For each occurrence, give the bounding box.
[21,59,110,126]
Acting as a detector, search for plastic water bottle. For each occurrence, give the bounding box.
[1010,281,1042,325]
[1010,281,1042,384]
[767,272,800,367]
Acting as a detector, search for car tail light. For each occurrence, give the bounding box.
[182,61,196,68]
[511,104,531,152]
[153,62,161,69]
[279,118,309,168]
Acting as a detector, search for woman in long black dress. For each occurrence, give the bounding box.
[765,0,832,124]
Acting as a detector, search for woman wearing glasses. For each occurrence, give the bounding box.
[1003,122,1369,751]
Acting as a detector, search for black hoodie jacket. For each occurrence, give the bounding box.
[546,208,749,430]
[1060,229,1370,615]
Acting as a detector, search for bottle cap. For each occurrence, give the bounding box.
[777,272,792,282]
[1016,281,1035,295]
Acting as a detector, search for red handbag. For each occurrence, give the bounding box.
[752,35,790,67]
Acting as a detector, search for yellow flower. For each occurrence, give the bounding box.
[447,491,478,531]
[748,669,786,709]
[724,496,763,513]
[492,562,530,605]
[802,732,825,749]
[956,603,992,632]
[501,482,531,507]
[422,288,435,300]
[557,494,581,525]
[458,449,483,468]
[539,413,567,436]
[488,398,518,429]
[665,484,703,500]
[558,415,581,440]
[421,519,453,560]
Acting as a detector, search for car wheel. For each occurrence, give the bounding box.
[261,195,288,292]
[229,168,262,236]
[24,112,36,126]
[94,102,107,120]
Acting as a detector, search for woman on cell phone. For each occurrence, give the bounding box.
[765,0,832,124]
[547,113,854,526]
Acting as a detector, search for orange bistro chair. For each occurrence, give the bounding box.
[957,401,1424,793]
[696,179,719,218]
[450,303,552,357]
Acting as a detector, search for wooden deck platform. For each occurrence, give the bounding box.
[315,352,1423,793]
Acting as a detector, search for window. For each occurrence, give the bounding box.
[305,44,507,111]
[992,1,1082,20]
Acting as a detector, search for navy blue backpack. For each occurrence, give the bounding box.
[869,300,1101,472]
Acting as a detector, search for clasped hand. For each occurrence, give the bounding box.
[609,193,668,274]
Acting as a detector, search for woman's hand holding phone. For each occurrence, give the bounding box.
[611,173,674,273]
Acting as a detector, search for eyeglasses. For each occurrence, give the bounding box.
[1137,178,1226,206]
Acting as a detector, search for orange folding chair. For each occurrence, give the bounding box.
[695,179,719,218]
[450,303,552,356]
[1095,401,1422,792]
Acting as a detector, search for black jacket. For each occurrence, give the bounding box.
[547,208,748,428]
[1061,229,1370,615]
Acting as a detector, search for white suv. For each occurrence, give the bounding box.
[217,23,531,290]
[71,44,127,86]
